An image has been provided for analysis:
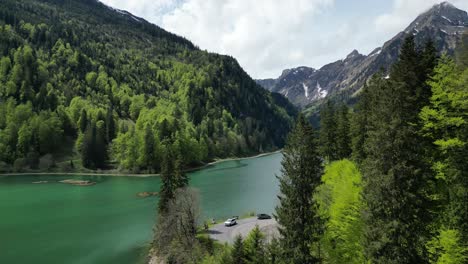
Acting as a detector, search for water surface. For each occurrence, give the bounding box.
[0,152,282,264]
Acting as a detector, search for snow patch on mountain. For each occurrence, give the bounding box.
[315,82,327,99]
[303,83,309,98]
[442,15,452,23]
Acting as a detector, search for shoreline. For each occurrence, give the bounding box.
[0,150,282,178]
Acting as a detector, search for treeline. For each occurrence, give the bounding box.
[153,35,467,264]
[0,0,295,172]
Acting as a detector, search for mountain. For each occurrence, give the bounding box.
[0,0,296,172]
[256,1,468,108]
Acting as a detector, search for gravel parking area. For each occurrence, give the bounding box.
[207,217,279,244]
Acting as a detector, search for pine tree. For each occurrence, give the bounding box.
[350,83,371,164]
[158,147,174,214]
[94,120,107,169]
[105,105,115,143]
[244,225,266,264]
[362,36,435,263]
[79,109,87,133]
[319,100,338,161]
[275,114,324,264]
[232,235,246,264]
[266,237,281,264]
[81,123,93,169]
[142,125,156,172]
[173,149,188,189]
[336,103,351,159]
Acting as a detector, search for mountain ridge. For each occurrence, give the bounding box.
[256,1,468,108]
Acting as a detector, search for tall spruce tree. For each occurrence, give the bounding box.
[232,235,246,264]
[142,125,156,172]
[244,225,266,264]
[275,114,324,264]
[157,142,189,214]
[79,109,87,133]
[319,100,338,161]
[173,149,188,189]
[350,83,371,164]
[336,103,352,159]
[362,36,436,263]
[158,147,175,214]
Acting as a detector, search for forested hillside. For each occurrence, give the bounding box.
[0,0,296,173]
[166,35,468,264]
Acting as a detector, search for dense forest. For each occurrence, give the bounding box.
[0,0,296,173]
[150,36,467,264]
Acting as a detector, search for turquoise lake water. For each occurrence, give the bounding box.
[0,152,282,264]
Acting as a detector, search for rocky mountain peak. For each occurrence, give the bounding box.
[407,1,467,32]
[345,49,361,60]
[256,2,467,109]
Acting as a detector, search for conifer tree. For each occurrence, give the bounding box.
[79,109,87,133]
[81,122,94,169]
[362,36,436,263]
[420,56,468,243]
[350,83,371,164]
[173,149,188,189]
[275,114,324,264]
[319,100,338,161]
[244,225,266,264]
[158,147,174,214]
[142,125,156,172]
[105,105,115,142]
[232,235,246,264]
[336,103,351,159]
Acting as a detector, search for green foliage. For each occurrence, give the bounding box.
[350,84,370,164]
[426,229,467,264]
[316,159,364,264]
[232,235,246,264]
[360,36,437,263]
[319,101,352,161]
[275,114,324,264]
[0,0,295,172]
[243,225,266,264]
[318,101,338,161]
[419,55,468,252]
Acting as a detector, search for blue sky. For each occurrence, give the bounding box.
[100,0,468,78]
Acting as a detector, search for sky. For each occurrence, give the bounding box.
[99,0,468,79]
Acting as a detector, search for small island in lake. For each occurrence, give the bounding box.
[137,192,159,198]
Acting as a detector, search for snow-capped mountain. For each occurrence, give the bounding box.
[256,2,468,108]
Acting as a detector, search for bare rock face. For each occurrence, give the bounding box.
[256,2,468,108]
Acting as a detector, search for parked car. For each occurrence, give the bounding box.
[224,218,237,226]
[257,214,272,220]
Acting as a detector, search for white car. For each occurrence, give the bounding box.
[224,218,237,226]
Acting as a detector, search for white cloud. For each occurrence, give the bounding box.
[98,0,467,79]
[161,0,335,78]
[375,0,468,38]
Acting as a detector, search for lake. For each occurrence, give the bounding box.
[0,152,282,264]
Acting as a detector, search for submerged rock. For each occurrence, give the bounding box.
[137,192,158,198]
[59,179,96,186]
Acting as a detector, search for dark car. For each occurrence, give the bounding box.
[257,214,272,220]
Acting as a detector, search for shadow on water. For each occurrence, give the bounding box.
[200,161,248,173]
[107,243,150,264]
